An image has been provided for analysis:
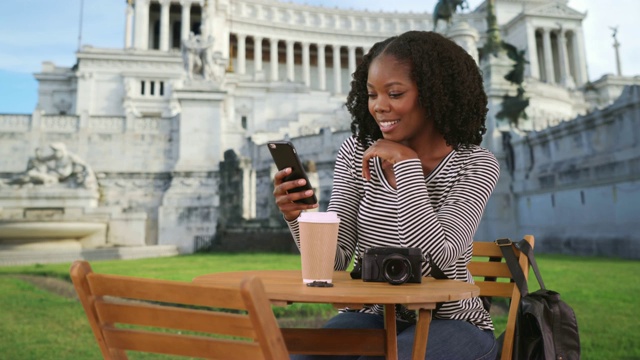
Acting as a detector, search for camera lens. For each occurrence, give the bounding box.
[382,254,412,285]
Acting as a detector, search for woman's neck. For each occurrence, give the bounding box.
[407,131,453,175]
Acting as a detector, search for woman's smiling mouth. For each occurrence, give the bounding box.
[379,120,400,131]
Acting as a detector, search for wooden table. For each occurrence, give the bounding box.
[193,270,479,360]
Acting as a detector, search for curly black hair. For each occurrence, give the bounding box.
[345,31,487,150]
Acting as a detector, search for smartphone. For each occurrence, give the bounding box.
[267,141,318,205]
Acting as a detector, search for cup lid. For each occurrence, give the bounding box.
[298,211,340,223]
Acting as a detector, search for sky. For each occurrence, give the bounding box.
[0,0,638,114]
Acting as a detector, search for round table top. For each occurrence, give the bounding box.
[193,270,479,309]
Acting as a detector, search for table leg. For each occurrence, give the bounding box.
[411,309,432,360]
[384,304,398,360]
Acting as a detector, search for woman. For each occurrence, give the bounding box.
[273,31,500,360]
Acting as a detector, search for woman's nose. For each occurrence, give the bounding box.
[374,99,389,113]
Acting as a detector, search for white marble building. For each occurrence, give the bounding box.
[1,0,639,263]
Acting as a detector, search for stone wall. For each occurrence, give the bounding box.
[509,85,640,258]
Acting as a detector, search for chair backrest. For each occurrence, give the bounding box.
[70,260,289,360]
[469,235,534,360]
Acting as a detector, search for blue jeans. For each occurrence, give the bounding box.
[290,312,498,360]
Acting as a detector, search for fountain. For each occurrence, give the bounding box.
[0,143,170,265]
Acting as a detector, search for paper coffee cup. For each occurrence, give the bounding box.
[298,212,340,284]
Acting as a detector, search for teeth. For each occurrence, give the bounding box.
[380,120,399,128]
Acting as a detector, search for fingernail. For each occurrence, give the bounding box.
[305,190,313,195]
[298,179,306,185]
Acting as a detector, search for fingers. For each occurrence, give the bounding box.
[273,167,292,186]
[362,155,371,181]
[362,144,382,181]
[273,168,318,220]
[361,140,418,180]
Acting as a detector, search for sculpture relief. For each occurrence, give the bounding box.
[1,143,97,190]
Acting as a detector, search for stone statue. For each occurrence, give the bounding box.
[3,148,59,187]
[1,143,97,189]
[181,32,226,82]
[502,41,529,86]
[201,35,227,82]
[496,41,530,128]
[610,26,618,41]
[496,87,529,128]
[433,0,468,31]
[182,32,203,80]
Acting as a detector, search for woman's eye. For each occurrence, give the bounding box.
[367,93,377,99]
[389,92,403,99]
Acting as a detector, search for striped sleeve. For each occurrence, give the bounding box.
[394,147,500,276]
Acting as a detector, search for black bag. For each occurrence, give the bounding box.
[496,238,580,360]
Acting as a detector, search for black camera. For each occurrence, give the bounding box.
[354,247,425,285]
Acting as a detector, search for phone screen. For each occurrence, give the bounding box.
[267,141,318,205]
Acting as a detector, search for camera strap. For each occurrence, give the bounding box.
[425,253,447,280]
[424,253,448,314]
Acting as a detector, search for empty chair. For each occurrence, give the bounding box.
[70,260,289,360]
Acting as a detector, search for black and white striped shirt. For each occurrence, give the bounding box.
[289,136,500,330]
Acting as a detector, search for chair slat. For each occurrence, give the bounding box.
[474,281,515,298]
[102,327,266,360]
[468,262,512,278]
[95,300,257,339]
[87,274,245,310]
[472,241,505,257]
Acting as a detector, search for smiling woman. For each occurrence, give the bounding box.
[272,31,500,360]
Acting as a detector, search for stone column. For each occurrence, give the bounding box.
[180,0,191,40]
[557,28,575,88]
[332,44,342,94]
[573,29,587,86]
[125,0,134,48]
[542,28,555,83]
[254,36,264,80]
[348,46,357,78]
[526,23,539,79]
[286,40,295,82]
[237,34,247,75]
[317,43,326,91]
[302,42,311,87]
[159,0,171,51]
[134,0,150,49]
[270,38,279,82]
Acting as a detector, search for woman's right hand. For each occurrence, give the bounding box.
[273,167,318,221]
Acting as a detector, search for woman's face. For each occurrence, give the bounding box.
[367,54,427,145]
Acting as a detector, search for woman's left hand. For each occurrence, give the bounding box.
[361,139,418,180]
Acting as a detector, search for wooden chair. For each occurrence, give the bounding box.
[469,235,534,360]
[70,260,289,360]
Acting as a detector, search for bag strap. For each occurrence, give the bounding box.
[515,238,546,290]
[496,238,549,297]
[496,238,529,296]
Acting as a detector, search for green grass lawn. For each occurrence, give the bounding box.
[0,253,638,359]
